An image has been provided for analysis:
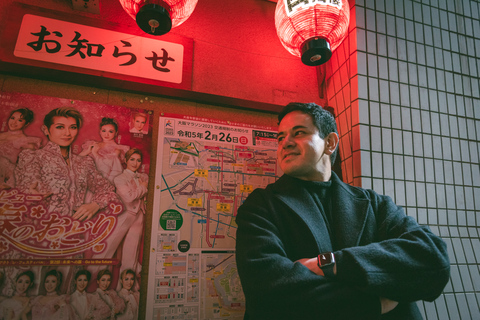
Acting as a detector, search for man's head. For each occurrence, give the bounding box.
[277,102,339,181]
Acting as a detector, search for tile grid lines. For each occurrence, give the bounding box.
[347,1,480,319]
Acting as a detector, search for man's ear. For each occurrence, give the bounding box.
[324,132,339,155]
[41,125,49,137]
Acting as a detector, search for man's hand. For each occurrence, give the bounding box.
[72,202,101,221]
[380,297,398,314]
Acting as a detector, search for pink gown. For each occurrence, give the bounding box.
[0,297,30,320]
[82,140,130,183]
[117,288,139,320]
[30,294,75,320]
[89,288,125,320]
[0,130,41,188]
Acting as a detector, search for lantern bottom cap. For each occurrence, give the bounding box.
[301,38,332,66]
[136,3,172,36]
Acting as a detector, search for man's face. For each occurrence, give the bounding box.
[134,116,146,131]
[277,111,327,181]
[45,116,78,147]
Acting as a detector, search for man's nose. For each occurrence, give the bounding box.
[282,134,295,148]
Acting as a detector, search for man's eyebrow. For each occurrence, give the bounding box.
[292,125,308,130]
[277,125,309,138]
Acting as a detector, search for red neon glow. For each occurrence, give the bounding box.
[275,0,350,57]
[119,0,198,28]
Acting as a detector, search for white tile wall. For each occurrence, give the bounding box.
[326,1,480,318]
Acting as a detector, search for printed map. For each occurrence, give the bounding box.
[159,138,279,248]
[147,115,281,319]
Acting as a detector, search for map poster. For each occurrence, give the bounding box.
[0,91,152,320]
[146,114,281,319]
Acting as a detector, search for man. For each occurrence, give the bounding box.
[235,102,450,319]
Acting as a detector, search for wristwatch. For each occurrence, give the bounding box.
[317,252,335,278]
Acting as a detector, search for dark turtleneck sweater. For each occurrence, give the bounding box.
[300,178,336,249]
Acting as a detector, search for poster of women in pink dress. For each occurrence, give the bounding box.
[0,91,152,320]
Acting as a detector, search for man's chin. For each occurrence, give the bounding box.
[280,165,301,177]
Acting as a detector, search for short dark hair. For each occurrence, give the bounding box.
[10,108,34,126]
[43,107,83,129]
[278,102,339,164]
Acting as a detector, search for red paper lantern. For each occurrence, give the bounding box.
[119,0,198,36]
[275,0,350,66]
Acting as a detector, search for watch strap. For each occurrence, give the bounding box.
[317,252,335,278]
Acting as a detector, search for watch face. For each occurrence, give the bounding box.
[318,253,333,266]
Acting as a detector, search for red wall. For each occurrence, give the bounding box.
[0,0,322,111]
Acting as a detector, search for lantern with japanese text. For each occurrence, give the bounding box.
[119,0,198,36]
[275,0,350,66]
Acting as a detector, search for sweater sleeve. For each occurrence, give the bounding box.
[334,191,450,303]
[235,189,383,320]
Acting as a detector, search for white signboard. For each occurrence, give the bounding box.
[14,14,184,84]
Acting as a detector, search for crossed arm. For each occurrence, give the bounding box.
[235,189,450,319]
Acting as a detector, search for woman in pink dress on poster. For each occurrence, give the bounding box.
[90,269,125,320]
[0,271,34,320]
[80,118,130,183]
[30,270,75,320]
[0,108,42,189]
[116,269,139,320]
[70,270,111,320]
